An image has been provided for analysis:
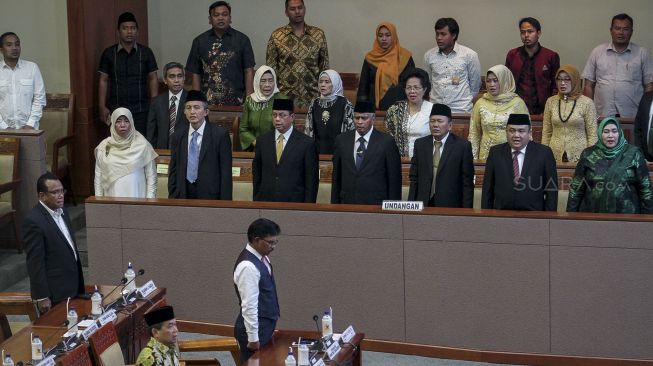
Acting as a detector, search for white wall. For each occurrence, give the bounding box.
[148,0,653,77]
[1,0,70,93]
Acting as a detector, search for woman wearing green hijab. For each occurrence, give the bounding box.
[567,117,653,213]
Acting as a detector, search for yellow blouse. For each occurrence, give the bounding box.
[468,96,529,160]
[542,95,597,163]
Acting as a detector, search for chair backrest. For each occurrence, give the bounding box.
[56,345,93,366]
[88,322,125,366]
[0,313,11,342]
[41,93,74,171]
[0,137,20,205]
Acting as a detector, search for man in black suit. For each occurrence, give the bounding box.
[168,90,232,199]
[253,99,319,203]
[331,101,401,205]
[482,114,558,211]
[408,103,474,207]
[634,90,653,162]
[23,172,84,314]
[147,62,188,149]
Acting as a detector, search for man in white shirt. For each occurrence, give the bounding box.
[23,172,84,314]
[233,218,281,363]
[423,18,481,113]
[0,32,46,129]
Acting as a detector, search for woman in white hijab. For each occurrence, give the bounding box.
[305,69,355,154]
[239,65,288,151]
[94,108,158,198]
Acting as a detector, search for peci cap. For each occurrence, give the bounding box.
[117,12,138,28]
[354,101,376,114]
[430,104,451,118]
[507,114,531,126]
[272,98,294,112]
[144,306,175,327]
[186,90,208,104]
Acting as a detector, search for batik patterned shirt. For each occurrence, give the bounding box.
[135,337,180,366]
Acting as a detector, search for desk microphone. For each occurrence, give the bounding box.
[43,315,91,357]
[119,269,146,305]
[102,269,145,310]
[101,277,128,309]
[41,319,69,357]
[311,315,325,352]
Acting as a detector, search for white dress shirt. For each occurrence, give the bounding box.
[169,90,182,118]
[187,120,206,156]
[38,201,77,260]
[424,43,481,113]
[274,125,294,152]
[511,144,528,175]
[233,244,271,343]
[353,127,374,162]
[0,58,46,129]
[433,132,450,155]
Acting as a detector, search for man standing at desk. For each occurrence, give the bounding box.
[23,172,84,314]
[234,218,281,364]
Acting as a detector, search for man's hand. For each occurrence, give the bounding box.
[247,341,260,351]
[100,106,111,126]
[36,298,51,314]
[21,125,35,130]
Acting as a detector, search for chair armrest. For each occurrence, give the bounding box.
[0,179,20,195]
[52,135,75,173]
[178,338,239,353]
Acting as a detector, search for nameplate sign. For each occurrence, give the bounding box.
[310,356,325,366]
[341,325,356,343]
[382,201,424,212]
[36,355,56,366]
[98,309,117,326]
[232,167,241,177]
[138,280,157,298]
[325,338,341,359]
[156,164,168,175]
[81,322,99,341]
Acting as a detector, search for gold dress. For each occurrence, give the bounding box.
[468,97,529,160]
[542,95,597,163]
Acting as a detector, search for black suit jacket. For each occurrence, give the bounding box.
[634,91,653,161]
[408,133,474,207]
[482,142,558,211]
[168,121,233,200]
[147,90,188,149]
[253,128,319,203]
[23,204,84,303]
[331,128,402,205]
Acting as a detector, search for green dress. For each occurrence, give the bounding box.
[239,93,288,151]
[135,337,180,366]
[567,144,653,213]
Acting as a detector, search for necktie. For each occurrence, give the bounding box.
[276,134,285,163]
[431,140,443,197]
[169,95,177,137]
[355,137,366,170]
[512,151,520,185]
[187,131,199,183]
[262,256,272,276]
[647,113,653,157]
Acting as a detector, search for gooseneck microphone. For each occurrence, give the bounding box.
[102,269,145,310]
[312,315,325,352]
[101,277,128,309]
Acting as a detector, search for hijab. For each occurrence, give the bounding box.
[594,117,627,160]
[250,65,280,103]
[482,65,518,103]
[318,69,344,103]
[364,22,412,108]
[95,108,158,190]
[556,64,582,100]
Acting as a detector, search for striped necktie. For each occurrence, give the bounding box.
[169,95,177,137]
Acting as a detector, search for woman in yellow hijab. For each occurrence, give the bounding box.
[356,22,414,111]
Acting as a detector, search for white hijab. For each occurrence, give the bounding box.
[251,65,280,103]
[319,69,344,102]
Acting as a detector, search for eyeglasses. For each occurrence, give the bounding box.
[46,189,66,196]
[556,78,572,83]
[258,237,278,247]
[405,86,423,92]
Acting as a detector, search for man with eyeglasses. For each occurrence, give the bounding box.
[23,172,85,314]
[252,98,319,203]
[233,218,281,363]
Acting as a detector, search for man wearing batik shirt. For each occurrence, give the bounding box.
[505,17,560,115]
[136,306,180,366]
[266,0,329,108]
[186,1,255,106]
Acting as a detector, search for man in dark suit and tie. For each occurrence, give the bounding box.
[408,103,474,207]
[634,90,653,162]
[331,101,402,204]
[482,114,558,211]
[147,62,188,149]
[23,172,85,314]
[253,99,319,203]
[168,90,232,199]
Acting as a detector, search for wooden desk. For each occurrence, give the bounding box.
[245,330,364,366]
[0,286,165,364]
